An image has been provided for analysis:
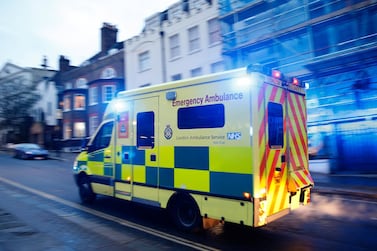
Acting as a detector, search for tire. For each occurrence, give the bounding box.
[78,175,96,204]
[170,195,202,232]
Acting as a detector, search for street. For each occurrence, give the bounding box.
[0,152,376,251]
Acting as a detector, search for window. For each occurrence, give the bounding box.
[268,102,284,148]
[101,67,116,79]
[74,122,86,138]
[63,95,71,111]
[65,82,72,90]
[139,83,151,88]
[336,17,356,51]
[188,26,200,52]
[171,74,182,81]
[210,61,224,73]
[89,115,99,136]
[178,104,225,129]
[312,24,330,56]
[208,18,220,45]
[76,78,87,88]
[169,34,180,59]
[137,112,154,149]
[74,94,86,110]
[309,0,345,19]
[139,51,150,72]
[103,85,115,103]
[63,123,72,139]
[47,102,52,116]
[89,87,98,105]
[89,121,113,152]
[190,67,202,77]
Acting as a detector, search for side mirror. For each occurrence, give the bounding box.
[80,137,90,152]
[81,146,88,152]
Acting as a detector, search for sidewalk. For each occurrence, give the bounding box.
[311,172,377,199]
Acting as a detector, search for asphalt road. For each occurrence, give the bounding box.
[0,153,376,250]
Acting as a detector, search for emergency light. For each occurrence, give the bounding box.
[292,77,299,85]
[272,69,282,79]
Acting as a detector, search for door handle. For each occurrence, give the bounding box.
[104,155,111,159]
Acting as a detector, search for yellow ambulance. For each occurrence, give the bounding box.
[73,65,314,231]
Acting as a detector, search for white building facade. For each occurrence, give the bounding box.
[125,0,223,89]
[0,62,56,146]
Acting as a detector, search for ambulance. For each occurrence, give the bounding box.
[73,65,314,231]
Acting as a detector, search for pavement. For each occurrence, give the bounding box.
[1,151,376,250]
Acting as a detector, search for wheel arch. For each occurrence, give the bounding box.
[167,191,200,212]
[166,191,203,231]
[74,171,90,186]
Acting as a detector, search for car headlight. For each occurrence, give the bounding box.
[73,161,78,172]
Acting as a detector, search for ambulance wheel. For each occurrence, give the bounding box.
[170,195,202,232]
[78,175,96,204]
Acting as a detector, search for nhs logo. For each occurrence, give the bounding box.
[227,132,242,140]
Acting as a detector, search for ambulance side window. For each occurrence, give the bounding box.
[268,102,284,148]
[88,121,114,152]
[137,111,155,149]
[178,104,225,129]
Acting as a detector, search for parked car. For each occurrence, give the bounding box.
[13,143,49,160]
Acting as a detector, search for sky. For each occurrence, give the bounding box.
[0,0,178,70]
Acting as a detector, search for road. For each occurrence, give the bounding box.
[0,153,376,250]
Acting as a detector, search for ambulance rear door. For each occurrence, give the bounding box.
[286,88,314,208]
[260,82,291,220]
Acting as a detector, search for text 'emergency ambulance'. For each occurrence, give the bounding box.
[172,92,243,107]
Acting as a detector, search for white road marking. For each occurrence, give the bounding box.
[0,176,219,251]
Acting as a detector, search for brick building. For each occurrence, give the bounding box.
[55,23,124,152]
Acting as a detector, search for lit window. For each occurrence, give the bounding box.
[74,122,86,138]
[169,34,180,59]
[74,94,86,110]
[188,26,200,52]
[139,51,150,72]
[63,95,71,111]
[103,85,115,103]
[89,87,98,105]
[208,18,220,45]
[64,123,72,139]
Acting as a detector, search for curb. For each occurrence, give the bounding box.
[312,186,377,200]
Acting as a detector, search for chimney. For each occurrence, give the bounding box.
[59,55,71,72]
[101,22,118,53]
